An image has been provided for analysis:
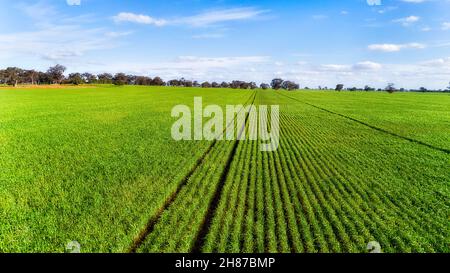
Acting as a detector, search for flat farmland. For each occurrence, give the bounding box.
[0,85,251,252]
[0,86,448,253]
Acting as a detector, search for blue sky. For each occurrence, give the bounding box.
[1,0,450,89]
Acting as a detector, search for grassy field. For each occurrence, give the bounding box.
[0,85,448,253]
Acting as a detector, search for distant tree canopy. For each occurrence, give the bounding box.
[271,78,284,90]
[386,83,396,93]
[135,76,152,86]
[47,64,66,84]
[1,66,446,92]
[113,73,128,86]
[201,81,211,88]
[3,67,21,86]
[0,68,303,91]
[67,73,83,85]
[364,85,375,91]
[281,81,299,91]
[97,73,113,84]
[151,77,165,86]
[82,73,97,84]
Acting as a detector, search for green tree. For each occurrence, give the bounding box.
[97,73,113,84]
[68,73,83,85]
[271,78,284,90]
[4,67,22,87]
[47,64,66,84]
[113,73,128,85]
[151,76,165,86]
[385,83,396,93]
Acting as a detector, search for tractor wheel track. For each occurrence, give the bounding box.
[129,91,257,253]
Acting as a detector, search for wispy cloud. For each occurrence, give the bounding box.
[420,57,450,67]
[368,43,426,52]
[268,58,450,90]
[353,61,382,70]
[16,1,57,26]
[0,25,120,61]
[393,15,420,26]
[113,12,168,26]
[317,61,382,73]
[442,22,450,30]
[180,8,269,27]
[86,55,271,81]
[113,7,269,27]
[1,2,128,64]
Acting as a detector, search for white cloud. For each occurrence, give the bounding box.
[113,8,268,27]
[174,56,269,67]
[32,55,448,90]
[180,8,268,27]
[270,59,450,90]
[316,61,382,73]
[319,64,351,72]
[4,1,448,90]
[442,22,450,30]
[353,61,382,70]
[393,16,420,26]
[0,25,120,62]
[113,13,168,26]
[66,0,81,6]
[368,43,426,52]
[83,56,271,82]
[105,31,133,38]
[1,4,126,64]
[420,57,450,67]
[17,1,57,25]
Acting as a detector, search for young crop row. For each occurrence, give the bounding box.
[283,91,450,152]
[199,90,449,253]
[136,91,257,252]
[137,140,235,252]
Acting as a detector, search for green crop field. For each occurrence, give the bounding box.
[0,85,448,253]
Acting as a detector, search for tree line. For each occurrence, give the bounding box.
[1,65,449,92]
[0,65,300,91]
